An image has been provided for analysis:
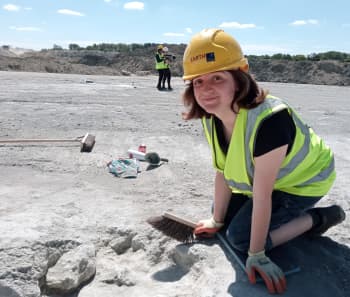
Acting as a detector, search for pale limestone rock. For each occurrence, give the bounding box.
[110,235,132,255]
[45,243,96,294]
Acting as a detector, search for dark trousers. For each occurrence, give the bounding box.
[157,69,166,89]
[162,68,171,88]
[222,191,321,252]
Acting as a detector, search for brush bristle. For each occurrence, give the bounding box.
[147,215,195,243]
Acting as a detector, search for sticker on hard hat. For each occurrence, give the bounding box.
[206,52,215,62]
[190,52,215,63]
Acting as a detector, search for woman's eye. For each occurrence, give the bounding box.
[193,80,202,87]
[213,76,222,82]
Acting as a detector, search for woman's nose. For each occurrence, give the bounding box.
[201,81,214,92]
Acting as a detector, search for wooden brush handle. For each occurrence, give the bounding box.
[164,212,197,228]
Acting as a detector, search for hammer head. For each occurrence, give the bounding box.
[145,152,161,165]
[80,133,95,152]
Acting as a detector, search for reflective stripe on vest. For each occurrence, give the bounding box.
[245,97,310,180]
[202,96,335,195]
[155,53,167,70]
[297,156,335,187]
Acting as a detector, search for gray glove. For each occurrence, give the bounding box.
[246,250,287,294]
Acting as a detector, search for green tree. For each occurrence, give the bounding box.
[69,43,81,50]
[294,54,306,61]
[52,44,63,50]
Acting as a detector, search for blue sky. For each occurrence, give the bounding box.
[1,0,349,55]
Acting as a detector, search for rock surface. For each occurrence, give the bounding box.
[45,244,96,294]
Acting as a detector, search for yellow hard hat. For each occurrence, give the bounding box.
[182,28,249,81]
[157,44,164,50]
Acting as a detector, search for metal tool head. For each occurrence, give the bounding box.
[80,133,95,153]
[145,152,160,165]
[144,152,168,165]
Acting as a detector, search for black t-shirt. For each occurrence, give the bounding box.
[214,109,296,157]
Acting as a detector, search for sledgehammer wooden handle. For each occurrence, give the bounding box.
[164,212,197,228]
[0,139,79,143]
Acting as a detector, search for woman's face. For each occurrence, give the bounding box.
[192,71,237,116]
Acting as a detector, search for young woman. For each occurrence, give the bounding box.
[182,28,345,294]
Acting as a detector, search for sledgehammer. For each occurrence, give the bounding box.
[0,132,95,153]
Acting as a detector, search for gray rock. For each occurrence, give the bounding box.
[0,281,22,297]
[45,243,96,294]
[110,236,132,255]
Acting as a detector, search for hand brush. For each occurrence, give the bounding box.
[147,212,253,274]
[146,212,196,243]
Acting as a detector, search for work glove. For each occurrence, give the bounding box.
[194,217,224,238]
[246,250,286,294]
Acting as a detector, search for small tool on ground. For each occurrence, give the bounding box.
[128,150,168,165]
[0,132,95,152]
[145,152,168,166]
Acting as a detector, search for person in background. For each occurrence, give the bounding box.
[155,44,167,91]
[162,47,173,91]
[181,28,345,294]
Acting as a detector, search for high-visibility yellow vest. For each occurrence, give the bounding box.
[202,95,335,197]
[155,52,167,70]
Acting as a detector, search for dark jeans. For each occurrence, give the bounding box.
[222,191,322,252]
[162,68,171,88]
[157,69,166,88]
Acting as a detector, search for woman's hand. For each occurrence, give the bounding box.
[194,217,224,238]
[246,250,286,294]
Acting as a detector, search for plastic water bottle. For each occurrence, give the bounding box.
[127,149,146,161]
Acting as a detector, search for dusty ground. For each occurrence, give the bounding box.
[0,71,349,297]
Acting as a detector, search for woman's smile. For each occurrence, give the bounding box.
[201,95,219,103]
[196,94,220,112]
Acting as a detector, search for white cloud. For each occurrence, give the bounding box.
[290,19,319,26]
[163,32,185,37]
[3,4,20,11]
[104,0,112,2]
[185,28,192,34]
[9,26,42,32]
[219,22,256,29]
[123,2,144,10]
[291,20,307,26]
[57,9,85,16]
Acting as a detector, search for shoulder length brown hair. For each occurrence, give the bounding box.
[182,70,268,120]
